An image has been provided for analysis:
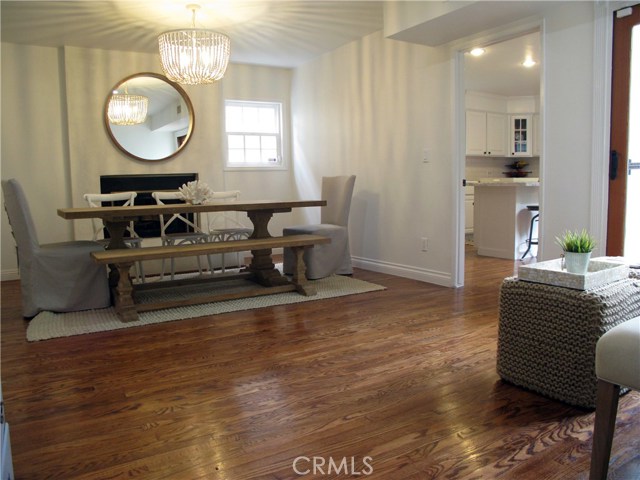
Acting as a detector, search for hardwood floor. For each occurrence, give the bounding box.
[1,249,639,479]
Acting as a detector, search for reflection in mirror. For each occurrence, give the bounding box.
[104,73,194,161]
[108,85,148,125]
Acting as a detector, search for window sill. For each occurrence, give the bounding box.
[224,165,288,172]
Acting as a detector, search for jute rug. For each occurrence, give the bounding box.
[26,274,385,342]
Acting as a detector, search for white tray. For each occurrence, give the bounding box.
[518,257,630,290]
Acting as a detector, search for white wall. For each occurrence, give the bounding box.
[220,63,296,234]
[1,44,71,279]
[289,2,605,283]
[539,2,598,259]
[1,43,294,279]
[292,30,455,285]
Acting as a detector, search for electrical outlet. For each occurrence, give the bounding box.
[421,237,428,252]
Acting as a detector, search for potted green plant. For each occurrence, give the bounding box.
[555,229,597,274]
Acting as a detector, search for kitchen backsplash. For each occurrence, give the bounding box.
[465,156,540,181]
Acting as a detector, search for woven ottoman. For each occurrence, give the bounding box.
[497,276,640,408]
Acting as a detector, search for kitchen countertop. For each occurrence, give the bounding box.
[467,178,539,187]
[473,181,539,260]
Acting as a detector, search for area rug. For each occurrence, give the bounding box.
[26,274,385,342]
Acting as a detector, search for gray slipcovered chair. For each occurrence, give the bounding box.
[2,178,110,318]
[589,316,640,480]
[283,175,356,279]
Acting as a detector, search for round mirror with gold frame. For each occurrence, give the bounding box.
[104,72,194,161]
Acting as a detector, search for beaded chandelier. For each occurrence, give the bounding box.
[158,4,230,85]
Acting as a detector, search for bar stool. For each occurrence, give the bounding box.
[521,205,539,259]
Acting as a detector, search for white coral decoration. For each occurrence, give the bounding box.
[178,181,213,205]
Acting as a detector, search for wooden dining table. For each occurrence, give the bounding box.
[58,199,326,291]
[58,199,325,248]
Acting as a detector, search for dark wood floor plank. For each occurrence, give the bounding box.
[1,249,638,479]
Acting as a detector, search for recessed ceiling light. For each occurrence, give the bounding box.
[470,48,486,57]
[522,55,536,68]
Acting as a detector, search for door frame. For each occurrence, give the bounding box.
[450,19,544,287]
[606,4,640,255]
[451,3,633,287]
[590,2,637,258]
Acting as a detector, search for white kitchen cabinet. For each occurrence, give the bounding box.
[465,186,474,234]
[509,115,533,157]
[466,110,507,156]
[533,114,541,156]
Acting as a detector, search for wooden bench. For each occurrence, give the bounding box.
[91,234,331,322]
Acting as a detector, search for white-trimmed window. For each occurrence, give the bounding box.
[225,100,283,168]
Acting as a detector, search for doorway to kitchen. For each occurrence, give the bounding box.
[462,30,542,267]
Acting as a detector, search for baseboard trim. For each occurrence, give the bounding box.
[352,256,453,287]
[476,247,516,260]
[1,269,19,282]
[3,257,452,286]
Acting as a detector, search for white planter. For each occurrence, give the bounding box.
[564,251,592,275]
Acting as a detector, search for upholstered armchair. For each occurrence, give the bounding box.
[2,179,110,317]
[283,175,356,279]
[589,316,640,480]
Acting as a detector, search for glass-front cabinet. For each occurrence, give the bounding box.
[510,115,532,157]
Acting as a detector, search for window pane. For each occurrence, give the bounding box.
[228,149,245,164]
[258,108,277,133]
[228,134,244,149]
[261,135,277,149]
[245,135,260,149]
[245,149,261,163]
[225,101,283,168]
[263,150,278,162]
[226,106,243,132]
[244,107,259,132]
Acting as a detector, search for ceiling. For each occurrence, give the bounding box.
[2,1,540,96]
[464,31,541,97]
[0,1,384,68]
